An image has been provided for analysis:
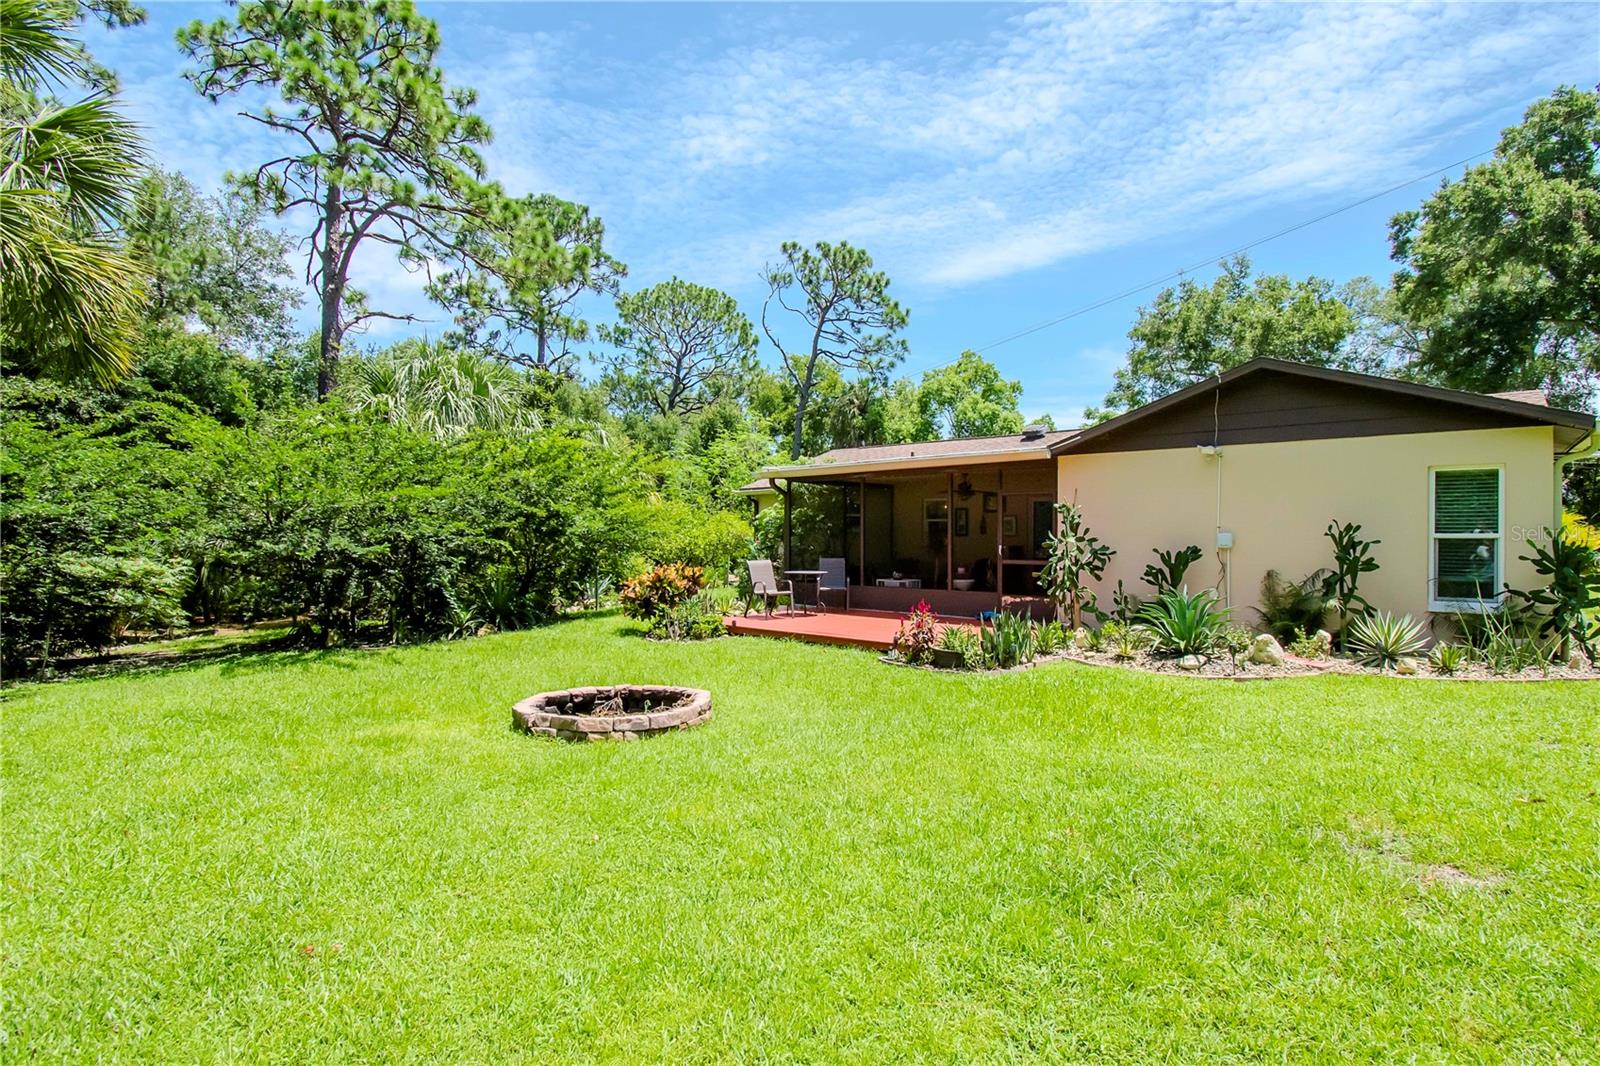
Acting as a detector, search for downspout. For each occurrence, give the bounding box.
[1555,431,1600,530]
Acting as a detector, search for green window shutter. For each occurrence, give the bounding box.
[1434,469,1499,535]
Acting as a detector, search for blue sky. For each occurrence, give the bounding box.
[92,2,1598,424]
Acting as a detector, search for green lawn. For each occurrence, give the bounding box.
[4,614,1597,1062]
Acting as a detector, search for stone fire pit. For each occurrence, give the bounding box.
[512,685,712,742]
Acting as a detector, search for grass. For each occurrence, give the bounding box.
[3,613,1597,1062]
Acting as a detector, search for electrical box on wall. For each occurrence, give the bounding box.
[1216,530,1234,549]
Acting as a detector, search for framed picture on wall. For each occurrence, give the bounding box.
[954,507,968,537]
[1002,514,1018,537]
[983,492,998,513]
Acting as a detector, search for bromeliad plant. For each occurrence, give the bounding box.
[1344,611,1427,671]
[1041,502,1115,629]
[1136,589,1232,657]
[937,623,982,669]
[1508,528,1600,663]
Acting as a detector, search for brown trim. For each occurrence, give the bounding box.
[1053,358,1594,456]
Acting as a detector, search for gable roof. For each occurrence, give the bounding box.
[1050,358,1595,455]
[741,359,1595,489]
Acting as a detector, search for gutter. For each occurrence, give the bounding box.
[752,447,1057,482]
[1555,431,1600,529]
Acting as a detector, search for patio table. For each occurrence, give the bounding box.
[785,570,826,615]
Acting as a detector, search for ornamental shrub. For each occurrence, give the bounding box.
[893,599,941,664]
[620,563,706,622]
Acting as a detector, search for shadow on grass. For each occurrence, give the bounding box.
[10,608,634,689]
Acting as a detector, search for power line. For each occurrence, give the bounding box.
[969,148,1495,356]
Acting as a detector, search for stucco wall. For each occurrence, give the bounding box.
[1056,426,1556,627]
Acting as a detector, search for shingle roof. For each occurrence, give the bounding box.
[804,429,1079,465]
[1489,389,1549,407]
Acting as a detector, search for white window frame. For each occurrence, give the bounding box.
[1428,465,1504,613]
[923,496,949,547]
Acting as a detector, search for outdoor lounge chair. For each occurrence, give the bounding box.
[818,557,849,612]
[745,559,793,616]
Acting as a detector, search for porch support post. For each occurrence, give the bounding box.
[995,466,1005,612]
[782,480,792,571]
[946,470,955,592]
[858,478,866,589]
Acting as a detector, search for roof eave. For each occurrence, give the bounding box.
[753,446,1061,482]
[1051,357,1596,455]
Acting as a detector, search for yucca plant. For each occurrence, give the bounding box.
[1344,611,1427,670]
[1136,589,1231,656]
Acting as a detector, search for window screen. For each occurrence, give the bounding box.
[1432,468,1500,605]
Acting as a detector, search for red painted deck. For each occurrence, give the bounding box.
[723,608,974,651]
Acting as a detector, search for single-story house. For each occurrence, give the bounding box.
[739,358,1597,629]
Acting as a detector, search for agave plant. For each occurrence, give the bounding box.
[1136,589,1231,656]
[1344,611,1427,670]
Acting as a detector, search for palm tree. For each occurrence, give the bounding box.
[343,338,543,440]
[0,0,145,384]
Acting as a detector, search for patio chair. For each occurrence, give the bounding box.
[745,559,793,616]
[818,557,849,612]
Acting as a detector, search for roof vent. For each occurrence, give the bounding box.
[1020,424,1048,441]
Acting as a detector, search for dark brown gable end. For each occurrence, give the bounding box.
[1054,359,1595,455]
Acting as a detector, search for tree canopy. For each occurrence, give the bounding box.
[599,277,757,416]
[1389,86,1599,408]
[1087,255,1367,420]
[124,168,300,352]
[916,350,1027,438]
[761,240,908,460]
[178,0,506,397]
[434,193,625,374]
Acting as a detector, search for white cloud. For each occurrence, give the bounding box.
[91,1,1597,342]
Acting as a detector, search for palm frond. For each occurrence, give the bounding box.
[0,92,143,225]
[0,0,83,92]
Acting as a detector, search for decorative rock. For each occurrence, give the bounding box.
[1394,657,1420,675]
[1313,630,1334,657]
[1178,654,1204,671]
[512,685,712,741]
[1567,650,1589,671]
[1248,633,1286,667]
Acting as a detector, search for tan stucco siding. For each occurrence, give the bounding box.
[1056,426,1556,626]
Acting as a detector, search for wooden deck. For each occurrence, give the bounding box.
[723,608,974,651]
